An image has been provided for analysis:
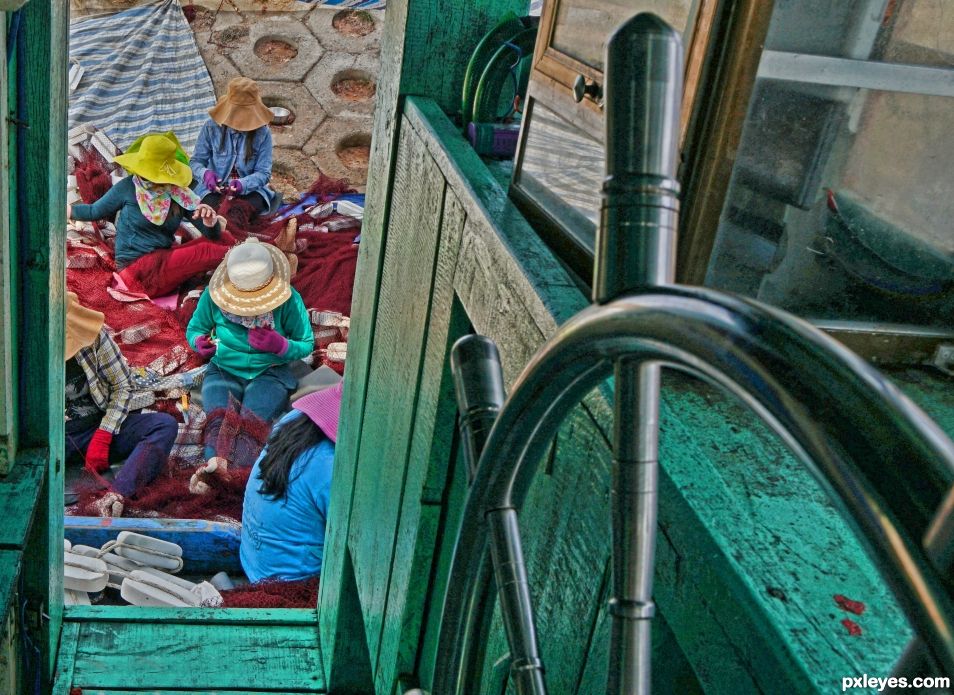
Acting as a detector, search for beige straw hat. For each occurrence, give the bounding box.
[208,77,274,132]
[209,238,291,317]
[65,291,105,360]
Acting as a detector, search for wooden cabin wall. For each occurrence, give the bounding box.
[0,1,69,692]
[320,2,921,693]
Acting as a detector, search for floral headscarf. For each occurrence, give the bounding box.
[132,175,202,225]
[221,309,274,330]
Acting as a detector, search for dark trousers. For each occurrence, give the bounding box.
[202,362,295,460]
[202,191,268,215]
[66,411,178,497]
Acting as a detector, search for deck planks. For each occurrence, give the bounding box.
[69,620,325,692]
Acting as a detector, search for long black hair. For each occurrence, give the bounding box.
[219,125,255,164]
[256,412,327,500]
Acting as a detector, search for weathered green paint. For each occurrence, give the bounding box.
[64,605,318,625]
[0,551,21,642]
[51,621,79,695]
[325,92,942,694]
[15,1,68,689]
[69,620,325,691]
[0,10,14,477]
[0,449,45,548]
[318,0,530,691]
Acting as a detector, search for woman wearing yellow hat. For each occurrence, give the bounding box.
[68,132,234,298]
[191,77,279,217]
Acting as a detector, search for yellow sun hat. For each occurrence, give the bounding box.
[113,134,193,187]
[124,130,190,166]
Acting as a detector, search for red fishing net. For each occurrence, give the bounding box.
[67,163,358,519]
[204,404,272,469]
[67,171,359,371]
[73,458,251,521]
[74,150,113,207]
[220,576,319,608]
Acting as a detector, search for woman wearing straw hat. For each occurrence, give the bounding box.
[68,132,234,299]
[191,77,280,217]
[186,238,314,483]
[238,381,342,582]
[64,292,178,517]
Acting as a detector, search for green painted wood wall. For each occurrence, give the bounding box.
[0,1,69,692]
[317,0,935,685]
[323,93,920,693]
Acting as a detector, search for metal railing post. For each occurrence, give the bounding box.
[594,14,683,695]
[451,335,506,482]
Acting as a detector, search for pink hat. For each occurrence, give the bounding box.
[292,381,343,443]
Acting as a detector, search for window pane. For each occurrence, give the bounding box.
[551,0,695,71]
[704,0,954,332]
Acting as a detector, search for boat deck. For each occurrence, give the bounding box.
[54,606,326,693]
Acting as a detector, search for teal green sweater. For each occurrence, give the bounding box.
[186,287,314,380]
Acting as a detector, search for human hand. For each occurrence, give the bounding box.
[194,335,217,358]
[85,428,113,474]
[67,203,73,220]
[194,203,217,226]
[91,491,124,517]
[228,179,243,194]
[202,170,220,192]
[247,326,288,355]
[189,457,229,495]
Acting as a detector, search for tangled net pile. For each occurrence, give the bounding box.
[67,151,360,523]
[221,576,319,608]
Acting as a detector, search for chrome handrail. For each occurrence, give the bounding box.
[433,12,954,695]
[440,290,954,694]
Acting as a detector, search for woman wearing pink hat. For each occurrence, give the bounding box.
[239,381,342,582]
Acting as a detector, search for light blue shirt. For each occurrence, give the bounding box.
[190,119,277,209]
[240,411,334,583]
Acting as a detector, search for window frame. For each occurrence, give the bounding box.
[510,0,724,283]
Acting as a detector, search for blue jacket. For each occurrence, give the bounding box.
[190,119,277,210]
[70,176,222,268]
[240,411,334,582]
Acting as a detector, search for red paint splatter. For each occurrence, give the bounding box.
[834,594,866,615]
[841,618,862,636]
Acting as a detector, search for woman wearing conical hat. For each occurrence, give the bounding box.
[67,131,234,299]
[191,77,280,218]
[186,238,314,490]
[64,292,178,517]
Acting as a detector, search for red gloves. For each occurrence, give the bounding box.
[248,327,288,355]
[85,429,113,474]
[194,335,217,358]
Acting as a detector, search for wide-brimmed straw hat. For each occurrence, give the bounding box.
[292,381,343,443]
[208,77,273,132]
[113,134,193,187]
[209,238,291,317]
[65,291,105,360]
[124,130,190,166]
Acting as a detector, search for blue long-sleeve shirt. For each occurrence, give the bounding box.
[190,120,277,209]
[70,176,222,268]
[240,410,334,582]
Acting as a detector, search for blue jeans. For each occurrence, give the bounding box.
[66,411,178,497]
[202,362,296,459]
